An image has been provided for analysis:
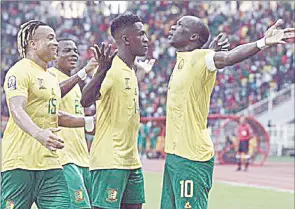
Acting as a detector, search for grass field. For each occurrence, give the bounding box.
[266,156,295,162]
[31,171,294,209]
[143,172,294,209]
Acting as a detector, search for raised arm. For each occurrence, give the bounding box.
[206,33,230,51]
[212,20,295,69]
[59,58,98,98]
[81,43,117,107]
[9,96,64,151]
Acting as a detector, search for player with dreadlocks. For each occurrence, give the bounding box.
[1,20,94,208]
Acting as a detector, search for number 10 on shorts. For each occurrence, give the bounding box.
[180,180,193,198]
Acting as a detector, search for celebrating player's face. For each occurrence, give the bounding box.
[31,26,58,62]
[127,22,149,57]
[168,16,194,48]
[57,40,79,72]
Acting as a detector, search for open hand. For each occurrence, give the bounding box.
[265,19,295,45]
[209,33,230,51]
[34,127,64,151]
[84,57,99,75]
[90,42,118,74]
[136,59,156,74]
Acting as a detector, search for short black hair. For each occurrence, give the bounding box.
[110,13,142,38]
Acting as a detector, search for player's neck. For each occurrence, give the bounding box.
[56,64,72,77]
[25,52,47,70]
[117,50,135,70]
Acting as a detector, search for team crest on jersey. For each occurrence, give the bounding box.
[74,190,84,202]
[184,201,192,209]
[37,78,46,89]
[106,188,118,202]
[7,75,17,90]
[125,78,131,90]
[5,200,15,209]
[178,59,184,70]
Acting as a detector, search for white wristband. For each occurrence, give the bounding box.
[77,68,87,80]
[256,38,267,50]
[84,116,94,132]
[205,51,217,71]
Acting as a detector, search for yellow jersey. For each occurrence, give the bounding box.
[165,49,217,162]
[48,67,89,168]
[2,58,62,171]
[90,56,141,170]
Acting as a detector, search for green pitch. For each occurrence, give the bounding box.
[143,172,294,209]
[31,172,294,209]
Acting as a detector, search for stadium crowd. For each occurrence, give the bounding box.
[1,1,294,156]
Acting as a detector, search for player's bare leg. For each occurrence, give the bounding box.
[236,153,242,171]
[244,153,251,171]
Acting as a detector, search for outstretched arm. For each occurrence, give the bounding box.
[58,111,95,132]
[212,20,295,69]
[81,43,118,107]
[59,58,98,98]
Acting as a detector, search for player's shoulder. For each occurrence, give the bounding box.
[47,67,60,77]
[110,56,122,70]
[6,58,31,77]
[191,49,215,57]
[107,56,122,75]
[47,67,58,74]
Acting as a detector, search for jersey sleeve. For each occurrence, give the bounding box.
[4,68,30,99]
[205,50,217,71]
[192,49,217,78]
[99,70,114,99]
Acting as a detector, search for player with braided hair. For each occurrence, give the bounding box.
[2,20,95,209]
[17,20,47,58]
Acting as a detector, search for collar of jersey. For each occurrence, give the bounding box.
[23,58,47,72]
[47,67,67,79]
[176,48,200,56]
[113,56,133,72]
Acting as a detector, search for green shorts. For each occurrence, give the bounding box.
[138,137,146,150]
[161,154,214,209]
[90,168,145,209]
[150,137,157,149]
[1,168,70,209]
[63,163,91,208]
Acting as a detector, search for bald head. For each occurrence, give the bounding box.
[168,15,210,50]
[182,16,210,45]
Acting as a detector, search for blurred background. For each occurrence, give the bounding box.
[1,1,294,209]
